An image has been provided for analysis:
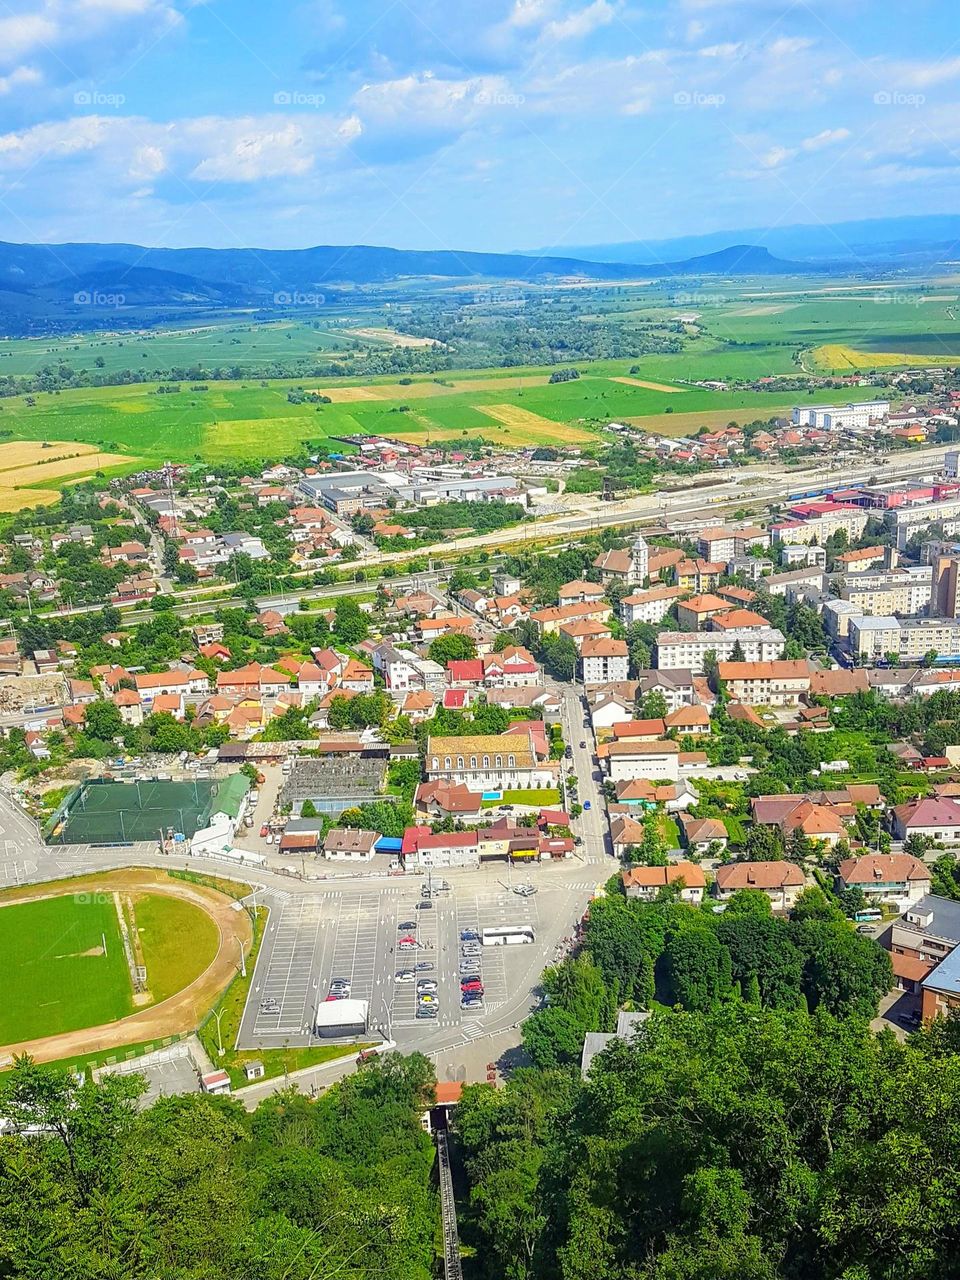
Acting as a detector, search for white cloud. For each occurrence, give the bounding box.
[697,41,742,58]
[801,126,850,150]
[767,36,815,57]
[0,14,59,64]
[543,0,616,41]
[0,65,42,95]
[760,143,793,168]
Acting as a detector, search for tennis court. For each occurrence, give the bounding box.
[45,778,223,845]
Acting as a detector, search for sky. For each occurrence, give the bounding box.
[0,0,957,252]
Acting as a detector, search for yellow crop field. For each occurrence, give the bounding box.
[12,452,133,487]
[811,343,960,372]
[346,327,442,348]
[610,376,685,393]
[476,403,594,443]
[0,488,59,511]
[0,441,103,472]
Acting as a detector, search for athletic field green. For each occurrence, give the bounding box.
[0,895,132,1043]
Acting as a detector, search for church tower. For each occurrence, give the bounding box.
[630,533,649,586]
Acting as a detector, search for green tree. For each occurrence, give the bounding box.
[428,633,478,665]
[83,698,123,741]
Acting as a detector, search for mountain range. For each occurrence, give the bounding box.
[0,240,825,332]
[529,214,960,267]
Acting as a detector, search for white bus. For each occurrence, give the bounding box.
[482,925,536,947]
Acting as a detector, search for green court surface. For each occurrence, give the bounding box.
[45,778,224,845]
[0,895,132,1043]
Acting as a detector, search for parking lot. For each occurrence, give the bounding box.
[238,879,555,1050]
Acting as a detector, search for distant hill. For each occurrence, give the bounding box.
[0,237,827,333]
[530,214,960,267]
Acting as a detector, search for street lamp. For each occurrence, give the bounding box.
[236,936,247,978]
[212,1007,225,1056]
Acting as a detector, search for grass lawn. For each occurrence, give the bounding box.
[481,788,562,808]
[658,816,681,848]
[134,893,221,1004]
[0,895,132,1044]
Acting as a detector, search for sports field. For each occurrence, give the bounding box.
[0,894,132,1042]
[46,777,223,845]
[0,870,245,1061]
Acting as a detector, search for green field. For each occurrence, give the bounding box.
[0,274,957,464]
[0,894,132,1044]
[0,318,371,378]
[135,894,220,1004]
[0,362,853,466]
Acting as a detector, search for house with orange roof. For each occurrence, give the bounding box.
[151,692,185,719]
[112,687,143,726]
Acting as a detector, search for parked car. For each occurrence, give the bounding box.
[460,929,480,942]
[259,824,269,837]
[416,1006,438,1019]
[398,920,417,931]
[461,993,483,1007]
[417,900,434,910]
[417,980,438,993]
[579,740,586,748]
[394,970,416,982]
[513,883,537,896]
[461,943,481,956]
[417,992,437,1005]
[461,977,484,990]
[583,800,592,811]
[415,961,434,972]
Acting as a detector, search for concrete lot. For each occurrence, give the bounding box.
[237,876,582,1052]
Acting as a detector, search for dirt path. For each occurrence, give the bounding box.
[0,869,252,1067]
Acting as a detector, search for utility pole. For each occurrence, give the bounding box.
[236,935,246,978]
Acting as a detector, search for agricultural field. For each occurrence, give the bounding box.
[0,318,368,378]
[0,273,955,462]
[0,440,135,510]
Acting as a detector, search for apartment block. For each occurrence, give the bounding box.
[654,628,785,673]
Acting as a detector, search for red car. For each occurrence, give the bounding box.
[461,979,484,993]
[259,824,269,838]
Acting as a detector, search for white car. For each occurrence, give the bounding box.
[394,970,416,983]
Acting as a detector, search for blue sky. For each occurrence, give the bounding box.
[0,0,957,251]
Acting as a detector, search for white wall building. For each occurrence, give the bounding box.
[654,628,785,673]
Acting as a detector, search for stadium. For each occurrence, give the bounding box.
[43,775,249,846]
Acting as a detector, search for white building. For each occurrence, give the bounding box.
[581,638,629,684]
[602,739,680,782]
[791,400,890,430]
[619,585,682,626]
[654,628,785,673]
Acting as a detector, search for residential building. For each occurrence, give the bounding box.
[558,579,607,607]
[634,668,697,713]
[892,796,960,843]
[621,862,706,904]
[791,400,890,429]
[599,738,681,782]
[680,814,728,854]
[713,861,806,910]
[654,628,785,673]
[841,566,933,616]
[620,585,683,626]
[696,525,769,560]
[717,659,811,706]
[837,854,931,909]
[423,731,555,792]
[851,616,960,663]
[581,637,629,684]
[322,828,379,861]
[676,594,736,631]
